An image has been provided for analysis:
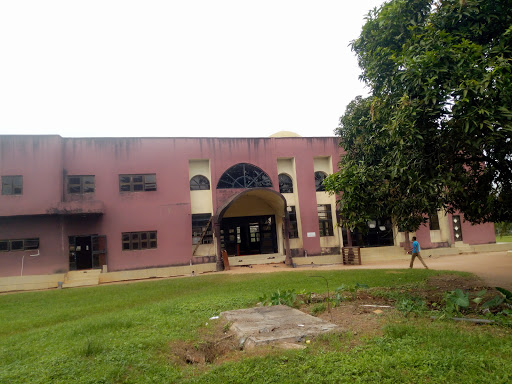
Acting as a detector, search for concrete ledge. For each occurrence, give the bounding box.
[426,248,461,257]
[0,274,65,293]
[361,246,408,263]
[228,253,285,266]
[99,263,216,283]
[473,243,512,252]
[293,255,342,265]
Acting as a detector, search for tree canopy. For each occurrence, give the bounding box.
[325,0,512,231]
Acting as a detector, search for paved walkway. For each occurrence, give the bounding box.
[224,251,512,290]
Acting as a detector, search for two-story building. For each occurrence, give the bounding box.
[0,133,497,291]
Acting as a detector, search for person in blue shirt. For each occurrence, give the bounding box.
[410,236,429,269]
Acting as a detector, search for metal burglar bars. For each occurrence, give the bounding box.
[341,246,361,265]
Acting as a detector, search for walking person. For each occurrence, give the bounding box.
[410,236,429,269]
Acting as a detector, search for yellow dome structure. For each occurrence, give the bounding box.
[269,131,302,138]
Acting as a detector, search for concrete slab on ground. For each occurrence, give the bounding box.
[220,305,339,349]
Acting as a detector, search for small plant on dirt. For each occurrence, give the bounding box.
[331,282,369,304]
[310,303,327,316]
[297,289,313,304]
[396,297,426,317]
[443,289,470,315]
[259,289,297,307]
[352,282,369,300]
[482,287,512,313]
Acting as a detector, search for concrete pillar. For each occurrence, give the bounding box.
[213,219,224,271]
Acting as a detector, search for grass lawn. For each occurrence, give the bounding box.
[497,235,512,242]
[1,269,511,383]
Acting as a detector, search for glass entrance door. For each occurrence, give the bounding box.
[69,235,107,270]
[221,215,277,255]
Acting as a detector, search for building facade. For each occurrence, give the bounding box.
[0,134,496,279]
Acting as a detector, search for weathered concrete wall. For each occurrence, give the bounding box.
[0,135,63,216]
[0,216,66,277]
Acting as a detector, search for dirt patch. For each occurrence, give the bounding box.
[168,320,301,368]
[169,321,239,366]
[312,303,393,343]
[426,274,486,292]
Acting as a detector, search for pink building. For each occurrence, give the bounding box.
[0,134,496,281]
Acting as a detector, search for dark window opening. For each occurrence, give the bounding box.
[287,206,299,238]
[429,213,440,230]
[0,238,39,251]
[2,175,23,195]
[318,204,334,236]
[190,175,210,191]
[192,213,213,244]
[122,231,157,250]
[217,163,272,189]
[342,218,394,247]
[119,174,157,192]
[315,172,327,192]
[278,174,293,194]
[67,175,95,194]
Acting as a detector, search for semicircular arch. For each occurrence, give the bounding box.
[217,163,273,189]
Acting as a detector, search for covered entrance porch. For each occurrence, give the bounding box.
[214,188,292,270]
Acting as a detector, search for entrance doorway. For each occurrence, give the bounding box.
[221,215,277,256]
[69,235,107,270]
[452,215,463,242]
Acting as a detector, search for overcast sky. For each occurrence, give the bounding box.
[0,1,385,138]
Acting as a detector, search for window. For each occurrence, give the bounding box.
[122,231,157,250]
[314,172,327,192]
[1,175,23,195]
[119,174,156,192]
[429,213,440,230]
[0,238,39,251]
[190,175,210,191]
[278,174,293,193]
[318,204,334,236]
[67,175,95,194]
[192,214,213,244]
[217,163,272,189]
[287,206,299,238]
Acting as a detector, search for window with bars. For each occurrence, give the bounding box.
[67,175,95,194]
[1,175,23,195]
[318,204,334,237]
[287,206,299,238]
[0,238,39,251]
[429,213,440,230]
[314,172,327,192]
[278,174,293,193]
[192,214,213,244]
[119,174,156,192]
[190,175,210,190]
[122,231,157,250]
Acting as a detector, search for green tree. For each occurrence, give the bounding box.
[326,0,512,232]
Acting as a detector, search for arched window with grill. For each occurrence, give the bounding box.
[190,175,210,190]
[315,171,327,192]
[278,174,293,194]
[217,163,272,189]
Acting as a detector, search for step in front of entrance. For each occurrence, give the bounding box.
[62,269,101,288]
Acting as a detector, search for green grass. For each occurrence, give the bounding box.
[1,269,511,383]
[496,235,512,242]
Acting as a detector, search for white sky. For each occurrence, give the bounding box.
[0,1,385,138]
